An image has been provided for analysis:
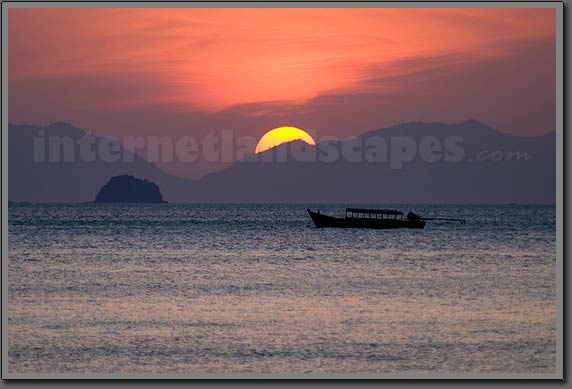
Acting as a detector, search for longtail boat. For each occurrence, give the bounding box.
[307,208,464,229]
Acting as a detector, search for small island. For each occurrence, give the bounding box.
[94,175,166,203]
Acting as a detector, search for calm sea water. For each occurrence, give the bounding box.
[8,204,557,374]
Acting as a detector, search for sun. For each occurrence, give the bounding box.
[255,126,316,154]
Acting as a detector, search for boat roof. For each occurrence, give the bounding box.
[346,208,403,215]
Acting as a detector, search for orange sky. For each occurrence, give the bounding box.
[8,7,556,177]
[9,8,555,109]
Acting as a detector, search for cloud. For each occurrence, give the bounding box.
[8,7,556,178]
[9,8,555,109]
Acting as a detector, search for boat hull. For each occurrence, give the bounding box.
[307,209,425,229]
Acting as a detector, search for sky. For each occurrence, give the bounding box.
[8,8,556,177]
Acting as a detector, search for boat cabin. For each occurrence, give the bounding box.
[345,208,404,220]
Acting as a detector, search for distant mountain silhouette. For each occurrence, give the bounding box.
[94,175,166,203]
[8,120,555,204]
[8,122,185,202]
[191,120,555,204]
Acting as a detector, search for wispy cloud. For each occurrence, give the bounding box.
[8,6,556,178]
[9,8,555,109]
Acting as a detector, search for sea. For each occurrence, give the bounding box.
[7,203,557,374]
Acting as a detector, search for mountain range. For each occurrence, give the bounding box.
[8,120,555,204]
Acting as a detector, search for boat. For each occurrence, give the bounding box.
[307,208,464,229]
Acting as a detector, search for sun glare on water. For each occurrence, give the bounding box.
[254,126,316,154]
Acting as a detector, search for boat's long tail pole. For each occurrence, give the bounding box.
[421,217,466,224]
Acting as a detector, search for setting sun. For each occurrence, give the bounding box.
[255,126,317,154]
